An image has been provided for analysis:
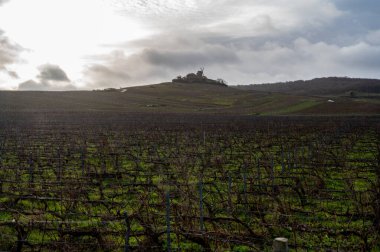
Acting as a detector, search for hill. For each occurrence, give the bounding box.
[0,80,379,115]
[236,77,380,97]
[0,82,292,114]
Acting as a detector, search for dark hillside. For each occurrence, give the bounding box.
[237,77,380,96]
[1,80,379,115]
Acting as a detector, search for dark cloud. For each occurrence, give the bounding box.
[18,64,75,91]
[334,0,380,30]
[335,0,380,11]
[87,0,369,86]
[84,39,240,88]
[0,30,22,76]
[7,70,18,78]
[143,46,239,69]
[307,0,380,46]
[84,63,130,88]
[37,64,70,82]
[85,28,380,86]
[232,38,380,83]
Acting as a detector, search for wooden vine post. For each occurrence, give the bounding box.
[273,237,289,252]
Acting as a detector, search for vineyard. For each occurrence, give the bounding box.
[0,112,379,251]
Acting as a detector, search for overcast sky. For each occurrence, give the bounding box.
[0,0,379,90]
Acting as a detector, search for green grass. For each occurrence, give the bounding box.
[1,82,379,115]
[277,100,322,114]
[0,116,379,251]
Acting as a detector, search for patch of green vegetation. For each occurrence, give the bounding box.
[1,116,379,251]
[232,245,253,251]
[264,100,321,115]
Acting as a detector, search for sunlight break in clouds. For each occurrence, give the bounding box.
[107,0,205,17]
[0,0,153,89]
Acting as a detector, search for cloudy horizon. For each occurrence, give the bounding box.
[0,0,380,90]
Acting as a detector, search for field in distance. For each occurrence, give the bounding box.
[1,77,380,115]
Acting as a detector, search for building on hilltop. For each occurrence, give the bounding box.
[172,68,227,86]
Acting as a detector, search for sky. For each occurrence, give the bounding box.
[0,0,380,90]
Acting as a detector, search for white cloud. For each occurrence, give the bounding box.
[0,0,153,89]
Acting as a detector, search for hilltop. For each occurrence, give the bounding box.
[237,77,380,97]
[171,68,227,86]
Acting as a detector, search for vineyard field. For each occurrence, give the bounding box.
[0,112,379,251]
